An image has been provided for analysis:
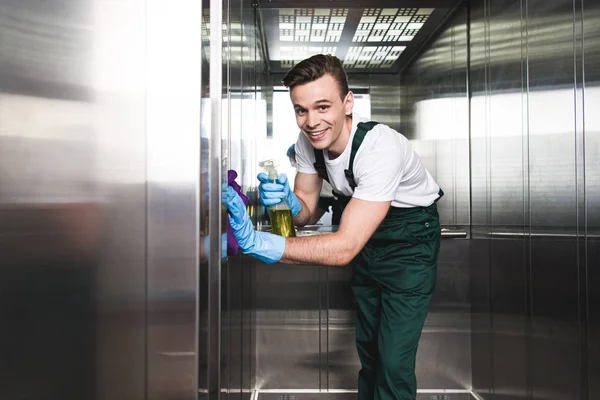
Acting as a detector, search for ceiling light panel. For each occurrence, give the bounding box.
[278,8,348,44]
[279,46,338,68]
[343,45,406,69]
[352,8,432,43]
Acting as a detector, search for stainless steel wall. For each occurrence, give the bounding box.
[220,0,266,398]
[468,0,600,399]
[0,1,203,399]
[352,74,402,131]
[399,8,470,228]
[399,5,472,392]
[146,1,202,399]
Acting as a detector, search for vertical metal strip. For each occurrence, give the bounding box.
[466,2,473,237]
[451,19,458,226]
[483,0,495,396]
[318,269,322,390]
[326,267,330,391]
[209,0,223,396]
[521,0,533,399]
[573,0,589,398]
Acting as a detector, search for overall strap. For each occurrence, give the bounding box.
[313,147,330,183]
[345,121,379,190]
[312,121,379,190]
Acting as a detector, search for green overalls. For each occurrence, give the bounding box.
[313,121,443,400]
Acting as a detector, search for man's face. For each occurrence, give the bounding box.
[289,73,354,152]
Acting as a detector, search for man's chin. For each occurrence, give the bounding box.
[310,141,329,151]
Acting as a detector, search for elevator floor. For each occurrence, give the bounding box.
[256,392,475,400]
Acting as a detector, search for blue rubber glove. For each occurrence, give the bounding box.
[226,186,285,264]
[203,233,227,259]
[257,172,302,217]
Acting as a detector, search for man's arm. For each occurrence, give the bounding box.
[280,197,391,266]
[308,205,326,225]
[292,172,322,227]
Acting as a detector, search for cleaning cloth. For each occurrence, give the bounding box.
[227,170,248,256]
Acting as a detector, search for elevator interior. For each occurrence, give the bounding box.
[0,0,598,400]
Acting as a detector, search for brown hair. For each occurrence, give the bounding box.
[282,54,349,100]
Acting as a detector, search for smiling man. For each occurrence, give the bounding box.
[226,54,443,400]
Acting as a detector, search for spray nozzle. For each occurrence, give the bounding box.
[259,159,279,182]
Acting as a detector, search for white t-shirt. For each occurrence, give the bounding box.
[294,113,440,208]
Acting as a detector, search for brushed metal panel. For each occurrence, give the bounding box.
[530,239,580,400]
[395,6,472,393]
[222,0,237,394]
[368,75,402,133]
[0,0,92,101]
[489,239,527,400]
[527,1,581,399]
[584,1,600,399]
[145,0,202,398]
[0,0,147,399]
[400,8,470,228]
[202,0,226,396]
[469,239,493,399]
[589,237,600,400]
[222,0,260,396]
[253,263,323,389]
[485,2,529,400]
[251,237,471,391]
[468,1,493,397]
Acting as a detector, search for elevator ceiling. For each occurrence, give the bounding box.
[257,0,462,74]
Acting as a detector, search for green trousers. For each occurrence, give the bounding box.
[351,202,441,400]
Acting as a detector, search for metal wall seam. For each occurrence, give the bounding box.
[209,0,224,396]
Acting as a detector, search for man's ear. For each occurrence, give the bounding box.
[344,91,354,115]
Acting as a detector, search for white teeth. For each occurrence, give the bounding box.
[309,129,326,136]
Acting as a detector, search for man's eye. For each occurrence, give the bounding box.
[295,109,306,115]
[319,106,329,111]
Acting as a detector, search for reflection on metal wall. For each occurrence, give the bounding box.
[220,0,266,398]
[584,4,600,399]
[397,6,472,392]
[399,8,470,228]
[145,0,202,399]
[0,0,203,399]
[352,75,401,132]
[0,0,147,398]
[469,0,600,399]
[251,235,472,392]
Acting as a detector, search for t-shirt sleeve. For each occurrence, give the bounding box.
[294,133,318,175]
[352,126,405,202]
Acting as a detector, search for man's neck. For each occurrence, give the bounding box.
[327,115,353,159]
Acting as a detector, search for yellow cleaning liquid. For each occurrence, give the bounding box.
[269,208,296,237]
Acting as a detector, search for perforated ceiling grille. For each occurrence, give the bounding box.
[352,8,433,43]
[279,46,338,68]
[274,7,434,69]
[278,8,348,43]
[343,45,406,69]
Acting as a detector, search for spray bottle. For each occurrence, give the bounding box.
[259,159,296,238]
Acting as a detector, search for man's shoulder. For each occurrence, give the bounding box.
[360,122,405,147]
[295,132,313,152]
[294,132,317,166]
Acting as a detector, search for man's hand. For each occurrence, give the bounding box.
[257,173,302,217]
[226,186,286,264]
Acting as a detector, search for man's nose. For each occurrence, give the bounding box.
[306,111,320,129]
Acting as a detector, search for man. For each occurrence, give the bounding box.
[227,54,443,400]
[287,143,341,225]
